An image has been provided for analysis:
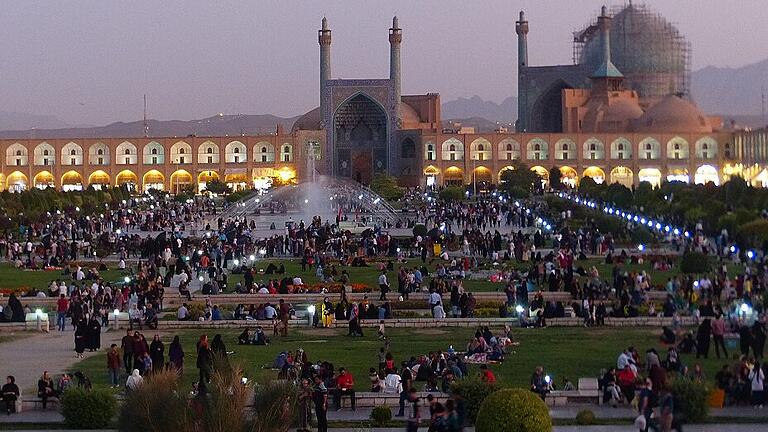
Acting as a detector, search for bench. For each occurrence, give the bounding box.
[544,378,600,406]
[21,396,59,411]
[351,391,449,408]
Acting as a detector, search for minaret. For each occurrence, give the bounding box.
[389,16,402,125]
[515,11,529,132]
[319,17,332,123]
[591,6,624,92]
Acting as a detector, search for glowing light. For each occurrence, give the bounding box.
[740,303,750,313]
[673,228,680,235]
[113,309,119,316]
[748,250,755,259]
[544,375,551,384]
[637,244,645,252]
[307,305,316,314]
[515,305,524,313]
[729,246,736,253]
[124,276,131,283]
[233,259,240,266]
[35,308,43,318]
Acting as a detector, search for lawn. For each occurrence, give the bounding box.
[0,263,126,292]
[224,254,734,294]
[74,325,731,393]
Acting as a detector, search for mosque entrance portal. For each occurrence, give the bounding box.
[333,93,388,184]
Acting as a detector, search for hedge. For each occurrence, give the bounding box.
[61,387,117,429]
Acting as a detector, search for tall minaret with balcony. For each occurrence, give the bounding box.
[515,11,529,132]
[319,17,332,123]
[389,16,402,126]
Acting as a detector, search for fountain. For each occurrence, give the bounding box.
[219,143,400,231]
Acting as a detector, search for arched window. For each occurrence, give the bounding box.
[43,150,49,156]
[506,144,513,151]
[646,143,652,150]
[16,150,21,156]
[70,149,77,156]
[534,144,540,151]
[562,144,568,151]
[97,149,103,155]
[207,147,213,154]
[449,144,456,151]
[281,144,293,162]
[152,148,158,155]
[425,143,436,161]
[234,147,240,154]
[124,149,131,155]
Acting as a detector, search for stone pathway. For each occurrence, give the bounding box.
[0,329,122,392]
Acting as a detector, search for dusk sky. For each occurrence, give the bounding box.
[0,0,764,125]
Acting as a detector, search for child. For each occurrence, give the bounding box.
[377,320,386,340]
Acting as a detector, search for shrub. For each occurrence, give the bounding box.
[439,186,465,202]
[575,409,595,425]
[680,251,710,274]
[370,405,392,426]
[251,379,299,432]
[118,369,193,432]
[669,378,710,423]
[61,387,117,429]
[475,388,552,432]
[450,379,497,424]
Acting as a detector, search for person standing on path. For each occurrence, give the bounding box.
[279,299,289,337]
[56,294,69,332]
[107,344,121,387]
[2,376,19,415]
[406,387,421,432]
[120,330,134,375]
[312,375,328,432]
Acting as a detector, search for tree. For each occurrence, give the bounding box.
[439,186,465,202]
[499,163,542,198]
[203,180,231,195]
[369,173,404,201]
[549,166,563,190]
[578,176,602,197]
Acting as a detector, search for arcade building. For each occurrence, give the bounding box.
[0,5,764,193]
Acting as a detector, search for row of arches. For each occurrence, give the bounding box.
[0,168,267,194]
[5,141,295,167]
[422,164,723,188]
[422,136,720,162]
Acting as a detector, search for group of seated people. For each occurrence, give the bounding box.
[464,326,516,364]
[237,326,269,345]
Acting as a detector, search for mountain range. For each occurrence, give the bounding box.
[1,58,767,137]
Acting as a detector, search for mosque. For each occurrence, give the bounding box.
[0,3,765,193]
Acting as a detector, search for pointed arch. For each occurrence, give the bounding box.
[170,141,192,165]
[6,143,28,166]
[88,142,110,166]
[554,138,575,160]
[88,170,110,188]
[469,138,491,161]
[7,171,28,192]
[526,138,548,160]
[198,141,220,164]
[61,170,84,191]
[116,170,138,190]
[498,138,520,161]
[142,141,164,165]
[424,141,437,161]
[666,136,689,160]
[225,140,247,163]
[582,137,605,160]
[34,142,55,166]
[610,137,632,160]
[638,137,661,160]
[441,138,464,161]
[61,142,83,166]
[254,142,275,162]
[142,170,165,192]
[116,141,138,165]
[694,136,717,160]
[33,170,55,189]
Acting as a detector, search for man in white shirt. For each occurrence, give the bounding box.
[257,286,269,294]
[75,267,85,281]
[384,371,402,394]
[429,290,442,317]
[264,304,277,319]
[292,276,303,286]
[177,303,189,321]
[378,270,389,301]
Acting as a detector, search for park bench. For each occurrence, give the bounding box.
[544,378,600,406]
[21,396,59,411]
[352,391,449,408]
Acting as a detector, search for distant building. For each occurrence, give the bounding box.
[0,6,764,193]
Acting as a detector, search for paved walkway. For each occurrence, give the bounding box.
[0,329,122,392]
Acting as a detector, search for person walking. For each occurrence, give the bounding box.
[196,335,213,384]
[711,314,728,359]
[120,330,134,375]
[378,269,390,301]
[149,335,165,372]
[107,344,121,388]
[297,378,312,432]
[279,299,289,337]
[168,335,185,373]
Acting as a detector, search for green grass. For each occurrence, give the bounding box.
[224,254,738,294]
[0,263,126,291]
[74,326,732,393]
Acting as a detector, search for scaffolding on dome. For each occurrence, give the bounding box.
[572,2,691,104]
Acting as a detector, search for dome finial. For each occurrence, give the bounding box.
[519,10,525,21]
[322,16,328,30]
[392,16,399,29]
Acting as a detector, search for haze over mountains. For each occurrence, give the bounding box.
[1,58,767,137]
